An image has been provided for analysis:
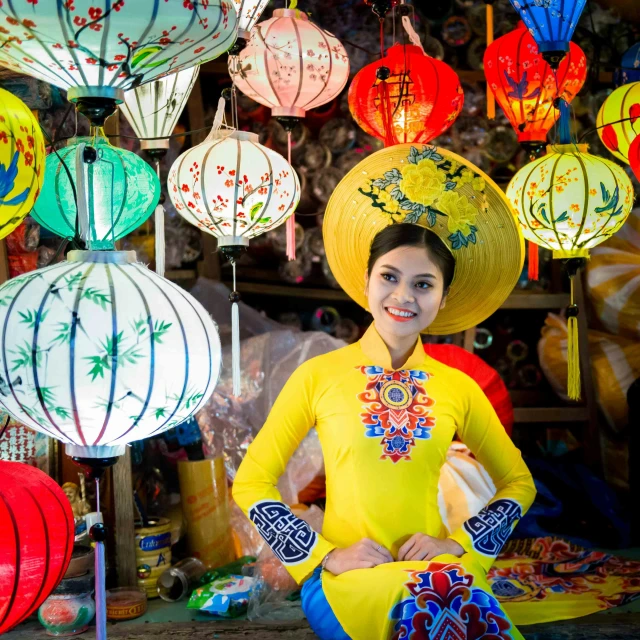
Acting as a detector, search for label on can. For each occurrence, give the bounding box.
[138,532,171,552]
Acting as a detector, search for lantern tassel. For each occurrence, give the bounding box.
[230,260,241,397]
[75,142,90,246]
[154,160,166,278]
[486,1,496,120]
[286,130,296,261]
[94,478,107,640]
[566,270,581,401]
[528,240,539,280]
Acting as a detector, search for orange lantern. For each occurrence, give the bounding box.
[484,22,587,156]
[348,43,463,147]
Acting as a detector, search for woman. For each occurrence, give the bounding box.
[233,144,536,639]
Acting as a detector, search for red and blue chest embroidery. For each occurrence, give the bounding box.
[356,366,435,463]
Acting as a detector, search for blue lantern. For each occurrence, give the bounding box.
[509,0,586,68]
[614,42,640,87]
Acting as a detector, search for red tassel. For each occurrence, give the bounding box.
[528,241,539,281]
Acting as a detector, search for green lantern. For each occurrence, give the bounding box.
[32,135,160,250]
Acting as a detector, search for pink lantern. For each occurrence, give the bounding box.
[229,8,350,119]
[229,8,349,259]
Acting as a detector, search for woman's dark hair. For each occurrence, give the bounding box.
[367,224,455,292]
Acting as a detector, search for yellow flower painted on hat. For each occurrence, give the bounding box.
[399,158,446,207]
[438,191,478,236]
[377,188,402,214]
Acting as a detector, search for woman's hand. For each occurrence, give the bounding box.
[324,538,394,575]
[397,534,464,562]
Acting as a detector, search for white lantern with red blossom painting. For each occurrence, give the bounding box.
[229,8,349,258]
[168,122,300,396]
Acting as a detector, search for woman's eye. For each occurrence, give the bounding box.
[415,282,431,289]
[381,273,397,282]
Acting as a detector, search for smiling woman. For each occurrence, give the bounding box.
[233,144,534,640]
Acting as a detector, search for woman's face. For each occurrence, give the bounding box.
[365,245,447,339]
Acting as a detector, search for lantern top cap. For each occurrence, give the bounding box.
[67,250,138,265]
[547,143,589,155]
[272,8,309,20]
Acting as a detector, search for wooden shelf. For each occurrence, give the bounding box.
[223,281,569,309]
[166,269,198,281]
[513,406,589,423]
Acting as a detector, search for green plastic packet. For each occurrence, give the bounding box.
[187,574,257,617]
[198,556,257,586]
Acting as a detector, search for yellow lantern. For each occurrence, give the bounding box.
[596,81,640,164]
[506,141,634,399]
[0,88,45,238]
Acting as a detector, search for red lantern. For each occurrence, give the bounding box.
[424,344,513,437]
[0,462,74,634]
[484,21,587,155]
[348,44,464,147]
[630,135,640,182]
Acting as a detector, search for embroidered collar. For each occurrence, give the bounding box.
[359,323,426,371]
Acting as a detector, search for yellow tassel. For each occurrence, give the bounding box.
[566,274,581,400]
[567,314,581,400]
[486,2,495,120]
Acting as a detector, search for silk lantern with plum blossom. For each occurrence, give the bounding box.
[596,81,640,165]
[0,0,237,126]
[348,43,464,148]
[168,125,300,396]
[0,88,45,239]
[0,250,221,460]
[229,8,349,259]
[232,0,270,41]
[484,22,587,156]
[506,138,634,400]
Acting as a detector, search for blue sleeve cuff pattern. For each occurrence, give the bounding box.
[462,498,522,556]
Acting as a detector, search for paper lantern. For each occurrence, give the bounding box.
[614,42,640,88]
[0,0,237,104]
[348,44,463,147]
[233,0,270,40]
[596,82,640,164]
[31,135,160,250]
[0,461,74,635]
[0,250,221,459]
[484,22,586,154]
[630,135,640,182]
[121,67,199,152]
[506,140,634,399]
[168,125,299,396]
[508,0,586,66]
[228,8,349,119]
[0,88,46,240]
[168,128,300,247]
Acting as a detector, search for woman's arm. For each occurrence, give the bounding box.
[232,360,336,584]
[447,375,537,571]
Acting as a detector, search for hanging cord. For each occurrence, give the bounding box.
[485,0,495,119]
[230,258,241,397]
[154,160,166,278]
[93,478,106,640]
[401,14,425,54]
[285,130,296,261]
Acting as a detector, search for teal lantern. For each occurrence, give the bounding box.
[32,136,160,250]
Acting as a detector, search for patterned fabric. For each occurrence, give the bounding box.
[356,366,435,463]
[488,537,640,624]
[248,500,318,565]
[391,562,515,640]
[463,499,523,557]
